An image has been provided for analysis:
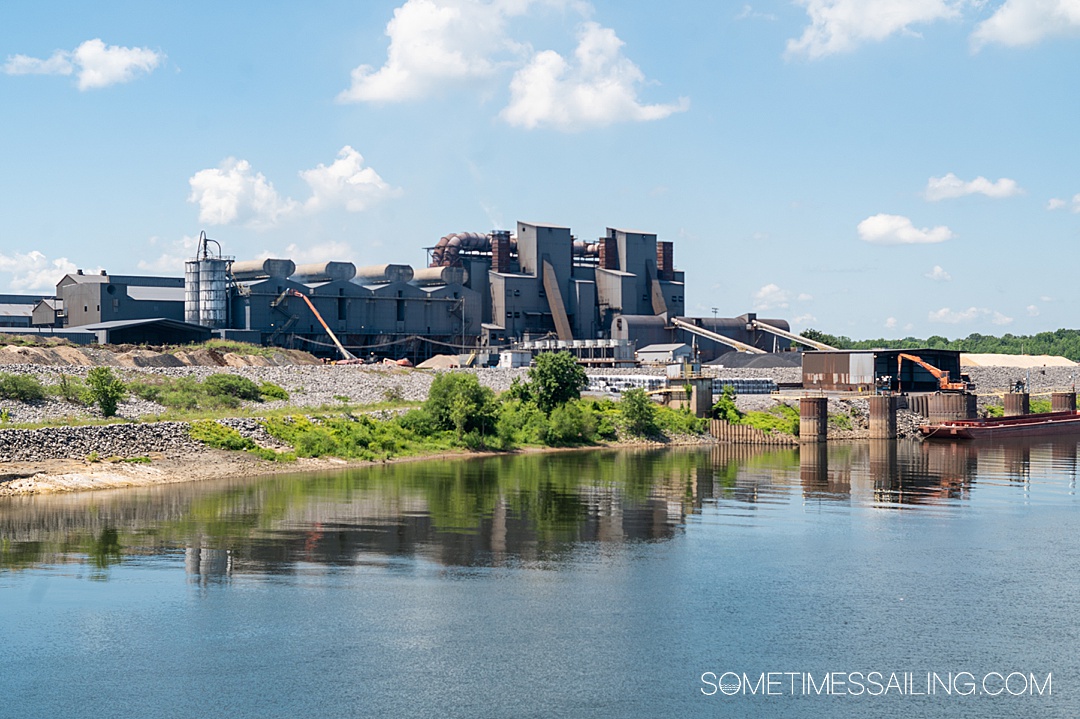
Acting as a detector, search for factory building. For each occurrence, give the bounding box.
[39,270,185,328]
[0,294,45,328]
[11,219,796,360]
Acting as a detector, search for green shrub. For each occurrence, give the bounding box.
[396,408,442,437]
[203,373,262,401]
[543,400,598,446]
[711,385,742,423]
[51,374,90,404]
[1031,398,1052,414]
[655,405,708,435]
[425,372,498,438]
[86,367,126,417]
[828,412,853,431]
[189,420,256,450]
[258,381,290,401]
[495,399,549,446]
[0,372,46,402]
[985,404,1004,417]
[620,388,658,436]
[741,404,800,436]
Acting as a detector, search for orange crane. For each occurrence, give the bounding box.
[272,289,356,362]
[896,353,972,393]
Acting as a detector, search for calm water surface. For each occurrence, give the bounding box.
[2,440,1078,718]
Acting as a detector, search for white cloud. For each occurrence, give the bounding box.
[858,214,955,245]
[3,39,163,90]
[972,0,1080,49]
[1027,304,1040,316]
[792,313,817,325]
[884,316,898,329]
[1046,193,1080,211]
[281,241,355,264]
[188,158,298,229]
[137,235,200,273]
[188,148,399,228]
[337,0,524,103]
[925,265,952,281]
[501,21,688,130]
[786,0,962,59]
[924,172,1023,201]
[299,146,402,213]
[0,250,79,292]
[928,306,1013,325]
[752,283,813,312]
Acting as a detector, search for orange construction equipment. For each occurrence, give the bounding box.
[897,353,972,393]
[274,289,356,361]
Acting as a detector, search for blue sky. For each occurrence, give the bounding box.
[2,0,1078,338]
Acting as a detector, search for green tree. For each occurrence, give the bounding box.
[86,367,127,418]
[620,388,658,436]
[527,351,587,413]
[424,372,498,439]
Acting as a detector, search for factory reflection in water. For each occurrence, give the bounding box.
[2,440,1076,581]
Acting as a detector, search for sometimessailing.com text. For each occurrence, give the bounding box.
[700,671,1052,697]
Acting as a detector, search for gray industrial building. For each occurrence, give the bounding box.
[15,219,795,361]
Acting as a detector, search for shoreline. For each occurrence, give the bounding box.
[0,435,718,498]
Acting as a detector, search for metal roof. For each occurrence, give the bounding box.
[77,317,203,331]
[126,286,185,302]
[0,304,34,317]
[638,343,690,353]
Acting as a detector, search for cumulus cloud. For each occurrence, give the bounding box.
[501,21,688,130]
[1047,193,1080,211]
[3,38,163,90]
[752,283,813,312]
[925,172,1023,201]
[884,316,898,329]
[281,240,355,265]
[786,0,962,59]
[299,146,402,213]
[340,2,686,131]
[1027,304,1040,316]
[736,4,778,21]
[337,0,524,103]
[928,306,1013,325]
[972,0,1080,48]
[792,313,817,325]
[188,147,399,228]
[188,159,298,229]
[925,265,952,281]
[0,250,80,291]
[858,214,955,245]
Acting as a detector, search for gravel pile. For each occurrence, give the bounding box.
[965,365,1080,395]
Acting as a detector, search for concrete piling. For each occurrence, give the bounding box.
[799,397,828,443]
[868,395,898,440]
[1004,393,1030,417]
[1052,392,1077,413]
[928,393,976,424]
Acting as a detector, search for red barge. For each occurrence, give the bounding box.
[920,411,1080,440]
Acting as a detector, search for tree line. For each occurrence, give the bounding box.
[800,328,1080,361]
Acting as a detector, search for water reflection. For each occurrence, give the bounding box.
[3,437,1079,576]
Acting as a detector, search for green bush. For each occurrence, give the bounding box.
[655,405,708,435]
[1031,398,1052,414]
[544,400,598,446]
[86,367,126,417]
[189,420,256,450]
[258,381,290,401]
[425,372,498,438]
[0,372,46,402]
[204,373,262,401]
[620,388,658,436]
[711,385,742,423]
[828,412,853,431]
[741,404,800,436]
[50,374,90,404]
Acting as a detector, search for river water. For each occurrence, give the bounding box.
[1,440,1077,718]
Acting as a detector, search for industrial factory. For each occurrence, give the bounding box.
[8,221,798,363]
